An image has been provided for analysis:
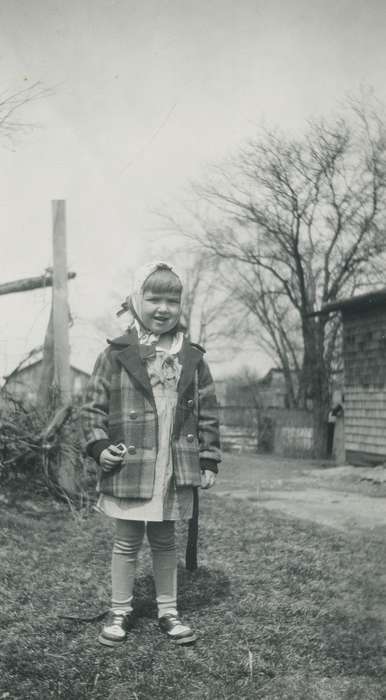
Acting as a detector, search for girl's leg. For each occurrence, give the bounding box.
[147,521,196,644]
[111,519,145,612]
[147,520,177,617]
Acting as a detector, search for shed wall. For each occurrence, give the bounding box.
[343,306,386,463]
[4,363,89,403]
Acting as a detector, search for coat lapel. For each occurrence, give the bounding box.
[112,330,203,402]
[112,329,155,403]
[177,341,204,398]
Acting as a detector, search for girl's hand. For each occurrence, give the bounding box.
[99,444,126,472]
[200,470,216,489]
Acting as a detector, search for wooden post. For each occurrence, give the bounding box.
[51,200,79,495]
[52,200,71,406]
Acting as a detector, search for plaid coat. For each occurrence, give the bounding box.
[81,329,221,499]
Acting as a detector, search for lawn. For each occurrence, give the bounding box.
[1,458,386,700]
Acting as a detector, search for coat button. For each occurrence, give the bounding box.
[186,434,194,443]
[127,445,137,454]
[129,410,138,419]
[187,399,194,408]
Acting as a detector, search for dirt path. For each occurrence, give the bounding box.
[216,486,386,531]
[216,455,386,531]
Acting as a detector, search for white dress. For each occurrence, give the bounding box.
[96,336,193,522]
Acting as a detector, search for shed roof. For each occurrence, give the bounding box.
[310,287,386,317]
[237,367,293,390]
[3,355,90,382]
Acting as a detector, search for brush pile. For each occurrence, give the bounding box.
[0,391,48,486]
[0,390,85,495]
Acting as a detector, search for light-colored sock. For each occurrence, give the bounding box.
[147,521,177,618]
[111,539,137,613]
[111,520,144,613]
[152,548,178,618]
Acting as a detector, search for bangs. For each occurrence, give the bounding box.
[142,268,182,296]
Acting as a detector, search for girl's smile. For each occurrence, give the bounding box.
[140,291,181,334]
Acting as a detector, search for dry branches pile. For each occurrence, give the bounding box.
[0,391,83,495]
[0,392,47,484]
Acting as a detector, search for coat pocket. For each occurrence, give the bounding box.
[172,433,201,487]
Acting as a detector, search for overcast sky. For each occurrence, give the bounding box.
[2,0,386,379]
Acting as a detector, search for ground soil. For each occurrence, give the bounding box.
[216,453,386,532]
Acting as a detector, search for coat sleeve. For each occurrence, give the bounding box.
[81,349,113,463]
[196,357,221,473]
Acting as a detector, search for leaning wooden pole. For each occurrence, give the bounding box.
[0,271,76,297]
[38,306,54,404]
[52,200,71,406]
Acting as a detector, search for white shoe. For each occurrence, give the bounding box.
[98,609,134,647]
[159,612,197,645]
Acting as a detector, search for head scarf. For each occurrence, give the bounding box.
[117,260,183,345]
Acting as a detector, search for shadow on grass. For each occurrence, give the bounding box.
[133,564,231,617]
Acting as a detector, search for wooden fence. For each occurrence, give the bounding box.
[218,405,314,457]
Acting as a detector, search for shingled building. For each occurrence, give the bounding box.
[322,287,386,466]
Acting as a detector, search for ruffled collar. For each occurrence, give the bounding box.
[133,319,184,355]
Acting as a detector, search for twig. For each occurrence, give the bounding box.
[248,650,254,681]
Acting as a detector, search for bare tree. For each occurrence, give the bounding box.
[181,99,386,456]
[0,81,51,146]
[175,249,231,348]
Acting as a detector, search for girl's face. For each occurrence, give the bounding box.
[140,289,181,334]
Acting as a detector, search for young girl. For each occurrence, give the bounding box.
[81,261,221,646]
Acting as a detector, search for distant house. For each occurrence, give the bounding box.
[321,287,386,465]
[225,368,294,410]
[254,368,295,409]
[2,351,90,404]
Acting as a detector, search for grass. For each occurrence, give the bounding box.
[1,457,386,699]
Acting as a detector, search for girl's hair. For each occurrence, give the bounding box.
[142,267,182,296]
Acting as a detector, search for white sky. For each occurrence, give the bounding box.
[1,0,386,379]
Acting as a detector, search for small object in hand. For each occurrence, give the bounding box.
[110,443,127,456]
[114,442,126,454]
[100,443,127,471]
